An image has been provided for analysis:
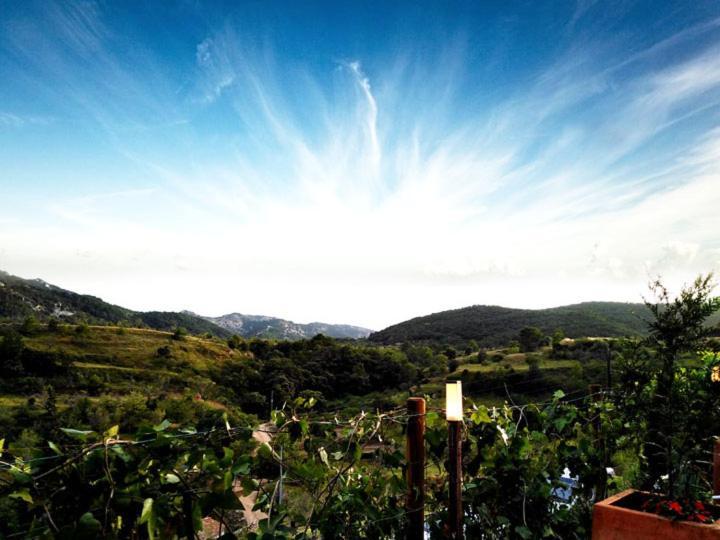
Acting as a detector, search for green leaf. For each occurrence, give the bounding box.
[257,443,273,460]
[352,442,362,462]
[233,461,251,475]
[9,488,33,503]
[153,419,171,432]
[318,447,329,467]
[139,497,153,524]
[165,473,180,484]
[77,512,102,538]
[110,445,131,463]
[241,477,259,493]
[471,407,492,424]
[60,428,95,442]
[0,438,4,455]
[48,441,61,454]
[425,411,440,427]
[271,409,285,426]
[516,525,533,539]
[104,425,119,438]
[553,389,566,400]
[10,470,32,486]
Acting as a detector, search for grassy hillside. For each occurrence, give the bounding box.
[24,325,237,370]
[1,325,243,402]
[0,270,231,337]
[0,325,419,435]
[369,301,653,346]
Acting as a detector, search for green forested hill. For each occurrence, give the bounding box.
[0,270,231,337]
[0,325,420,430]
[368,301,655,346]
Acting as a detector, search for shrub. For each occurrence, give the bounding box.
[75,323,89,335]
[171,327,187,341]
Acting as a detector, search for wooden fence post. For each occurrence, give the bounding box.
[448,420,463,539]
[713,439,720,497]
[406,397,426,540]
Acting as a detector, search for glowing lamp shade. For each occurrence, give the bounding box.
[446,381,463,421]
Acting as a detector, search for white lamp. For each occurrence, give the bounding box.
[445,381,463,421]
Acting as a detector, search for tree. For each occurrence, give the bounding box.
[227,334,243,349]
[551,328,565,346]
[171,327,187,341]
[518,327,544,352]
[47,318,59,332]
[641,274,720,496]
[0,330,25,376]
[75,323,89,335]
[20,315,38,335]
[43,384,59,434]
[526,355,542,380]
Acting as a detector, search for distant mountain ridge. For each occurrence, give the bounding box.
[368,301,679,347]
[0,270,231,337]
[199,312,373,340]
[0,270,371,340]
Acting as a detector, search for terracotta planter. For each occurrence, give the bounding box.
[592,489,720,539]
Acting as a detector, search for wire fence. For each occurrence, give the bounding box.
[0,388,619,468]
[2,385,719,540]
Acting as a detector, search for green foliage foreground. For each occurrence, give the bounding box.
[2,347,718,540]
[1,276,719,539]
[0,394,597,539]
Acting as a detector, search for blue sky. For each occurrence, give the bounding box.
[1,0,720,329]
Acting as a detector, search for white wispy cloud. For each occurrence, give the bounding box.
[1,5,719,328]
[347,61,381,167]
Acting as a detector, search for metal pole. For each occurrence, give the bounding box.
[589,384,606,501]
[448,420,463,539]
[406,397,426,540]
[278,445,284,503]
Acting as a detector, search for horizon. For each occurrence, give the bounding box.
[2,266,658,332]
[2,1,720,329]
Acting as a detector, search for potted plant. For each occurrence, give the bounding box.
[592,275,720,539]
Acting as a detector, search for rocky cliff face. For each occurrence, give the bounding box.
[203,312,372,340]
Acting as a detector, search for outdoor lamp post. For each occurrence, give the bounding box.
[446,381,463,539]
